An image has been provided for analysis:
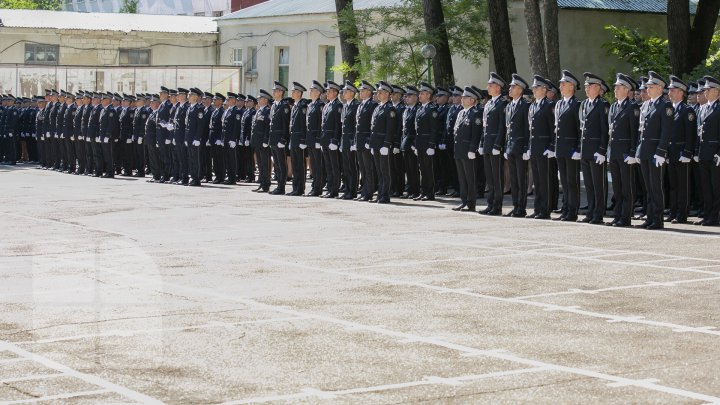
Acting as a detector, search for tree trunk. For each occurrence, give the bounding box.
[542,0,561,81]
[488,0,517,81]
[334,0,361,83]
[422,0,455,87]
[524,0,548,78]
[667,0,691,74]
[688,0,720,71]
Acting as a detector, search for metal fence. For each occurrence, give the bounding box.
[0,65,243,97]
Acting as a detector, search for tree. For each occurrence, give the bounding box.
[0,0,61,9]
[422,0,454,87]
[336,0,489,85]
[488,0,516,81]
[119,0,139,13]
[524,0,548,78]
[667,0,720,75]
[602,25,672,77]
[542,0,561,81]
[334,0,361,83]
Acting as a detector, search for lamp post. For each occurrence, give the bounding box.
[420,44,436,84]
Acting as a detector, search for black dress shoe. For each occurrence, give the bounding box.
[513,211,527,218]
[525,213,538,219]
[391,191,401,198]
[413,195,424,201]
[646,222,664,230]
[561,215,578,222]
[534,214,551,220]
[286,191,299,196]
[342,195,354,200]
[462,206,476,212]
[606,218,619,226]
[377,198,390,204]
[701,220,719,226]
[503,211,515,217]
[671,218,687,224]
[664,216,675,223]
[223,180,235,185]
[452,204,467,211]
[589,218,604,225]
[612,220,629,227]
[421,196,435,201]
[449,191,460,197]
[189,181,201,187]
[479,207,492,215]
[252,187,263,192]
[485,210,501,216]
[552,209,563,214]
[212,179,222,184]
[636,220,652,228]
[579,216,592,223]
[400,194,410,199]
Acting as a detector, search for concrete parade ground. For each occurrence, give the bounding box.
[1,164,720,404]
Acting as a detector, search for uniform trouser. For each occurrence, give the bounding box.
[255,147,271,190]
[84,140,95,173]
[92,140,104,174]
[199,143,211,181]
[133,142,145,175]
[507,153,528,212]
[609,159,634,223]
[120,141,133,174]
[690,161,703,209]
[75,139,86,173]
[27,137,37,162]
[188,144,200,181]
[418,150,435,197]
[322,148,340,196]
[373,150,391,201]
[639,158,665,225]
[271,146,287,190]
[63,138,75,171]
[42,136,51,167]
[455,158,476,207]
[4,136,17,164]
[443,146,459,191]
[175,142,189,181]
[341,149,358,197]
[239,145,254,180]
[390,151,404,194]
[530,155,550,217]
[225,144,238,182]
[403,150,420,196]
[360,147,376,198]
[699,160,720,223]
[557,157,580,217]
[146,142,160,180]
[211,144,226,181]
[101,140,113,174]
[581,158,606,220]
[37,139,45,166]
[549,158,560,210]
[159,142,172,179]
[483,153,504,210]
[667,161,690,220]
[50,136,60,168]
[113,140,122,172]
[309,146,324,194]
[290,147,306,193]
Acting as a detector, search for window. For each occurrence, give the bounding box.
[324,46,335,82]
[247,47,257,71]
[119,49,151,66]
[277,47,289,92]
[212,11,223,17]
[25,44,59,65]
[194,12,205,16]
[232,48,243,66]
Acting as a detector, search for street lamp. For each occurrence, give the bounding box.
[420,44,436,84]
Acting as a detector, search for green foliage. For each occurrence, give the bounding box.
[336,0,489,84]
[689,31,720,79]
[0,0,61,9]
[602,25,670,78]
[119,0,139,13]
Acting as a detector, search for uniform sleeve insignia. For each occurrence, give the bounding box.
[634,109,640,117]
[390,111,396,118]
[666,107,673,116]
[475,117,481,125]
[688,113,696,122]
[432,111,438,118]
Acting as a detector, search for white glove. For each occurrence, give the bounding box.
[593,152,606,165]
[329,143,338,151]
[623,155,633,164]
[571,152,582,160]
[299,144,307,150]
[627,157,639,165]
[167,123,175,131]
[411,145,417,152]
[393,147,400,154]
[184,141,188,146]
[492,148,500,156]
[206,141,211,146]
[478,147,484,155]
[715,154,720,167]
[244,140,250,147]
[365,143,370,150]
[137,137,143,144]
[172,139,176,146]
[229,141,237,148]
[315,142,322,149]
[40,135,45,140]
[95,137,101,142]
[694,155,700,163]
[126,138,132,144]
[46,132,50,137]
[439,144,447,150]
[503,152,508,160]
[370,148,375,155]
[70,136,75,141]
[544,150,556,159]
[192,140,200,147]
[103,137,109,143]
[54,133,59,139]
[277,142,285,148]
[380,146,389,155]
[679,156,691,163]
[522,152,530,161]
[262,142,268,148]
[350,145,356,152]
[9,133,13,137]
[215,140,223,146]
[467,151,476,160]
[78,136,84,141]
[426,148,435,156]
[653,154,665,167]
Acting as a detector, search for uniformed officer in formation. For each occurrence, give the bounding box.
[10,72,720,231]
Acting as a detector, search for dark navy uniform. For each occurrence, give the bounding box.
[62,101,77,172]
[145,107,159,181]
[340,97,360,199]
[251,103,271,192]
[453,102,483,210]
[239,102,256,183]
[415,102,439,199]
[552,96,582,220]
[695,92,720,225]
[504,96,530,217]
[578,95,609,223]
[320,96,343,198]
[480,95,508,214]
[98,103,117,177]
[172,100,189,184]
[305,97,325,196]
[118,105,135,175]
[527,94,556,219]
[268,99,291,193]
[289,98,309,195]
[667,101,697,222]
[222,104,243,184]
[185,101,205,185]
[133,105,149,177]
[74,102,86,174]
[401,103,419,198]
[355,97,377,200]
[607,93,640,226]
[156,99,173,181]
[370,101,397,203]
[209,104,225,183]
